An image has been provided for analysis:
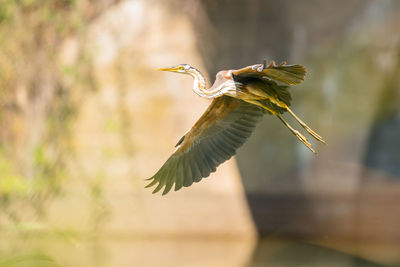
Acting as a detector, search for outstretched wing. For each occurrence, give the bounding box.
[146,96,265,195]
[232,61,307,85]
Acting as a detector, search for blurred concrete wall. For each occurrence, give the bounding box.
[188,0,400,247]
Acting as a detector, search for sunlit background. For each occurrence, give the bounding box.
[1,0,400,266]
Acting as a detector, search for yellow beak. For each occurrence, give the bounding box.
[157,66,180,72]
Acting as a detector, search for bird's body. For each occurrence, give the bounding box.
[147,61,325,195]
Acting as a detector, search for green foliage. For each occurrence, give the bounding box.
[0,1,14,23]
[0,152,27,196]
[0,0,98,220]
[0,253,61,267]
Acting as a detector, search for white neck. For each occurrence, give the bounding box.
[188,68,223,99]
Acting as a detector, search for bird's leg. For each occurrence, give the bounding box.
[276,115,316,153]
[245,100,316,153]
[245,100,278,115]
[286,107,326,144]
[249,90,325,144]
[256,94,325,144]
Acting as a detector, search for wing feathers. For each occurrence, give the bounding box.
[183,159,195,187]
[188,152,201,185]
[173,156,185,192]
[190,153,202,183]
[162,163,176,195]
[207,140,226,163]
[194,146,209,178]
[213,137,234,157]
[231,61,306,85]
[223,130,243,145]
[146,96,264,194]
[198,144,216,173]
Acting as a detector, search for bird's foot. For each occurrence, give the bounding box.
[251,64,263,72]
[251,59,268,72]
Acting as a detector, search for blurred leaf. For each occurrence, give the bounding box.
[0,253,61,267]
[33,145,50,169]
[0,1,15,23]
[0,153,27,195]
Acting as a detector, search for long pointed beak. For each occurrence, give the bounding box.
[157,66,179,72]
[157,67,170,71]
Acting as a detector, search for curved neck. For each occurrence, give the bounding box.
[188,68,221,99]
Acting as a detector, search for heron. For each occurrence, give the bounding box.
[146,60,325,195]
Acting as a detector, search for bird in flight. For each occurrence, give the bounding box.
[146,60,325,195]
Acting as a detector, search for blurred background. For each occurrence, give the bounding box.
[0,0,400,266]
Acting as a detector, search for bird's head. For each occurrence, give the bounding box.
[157,64,193,74]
